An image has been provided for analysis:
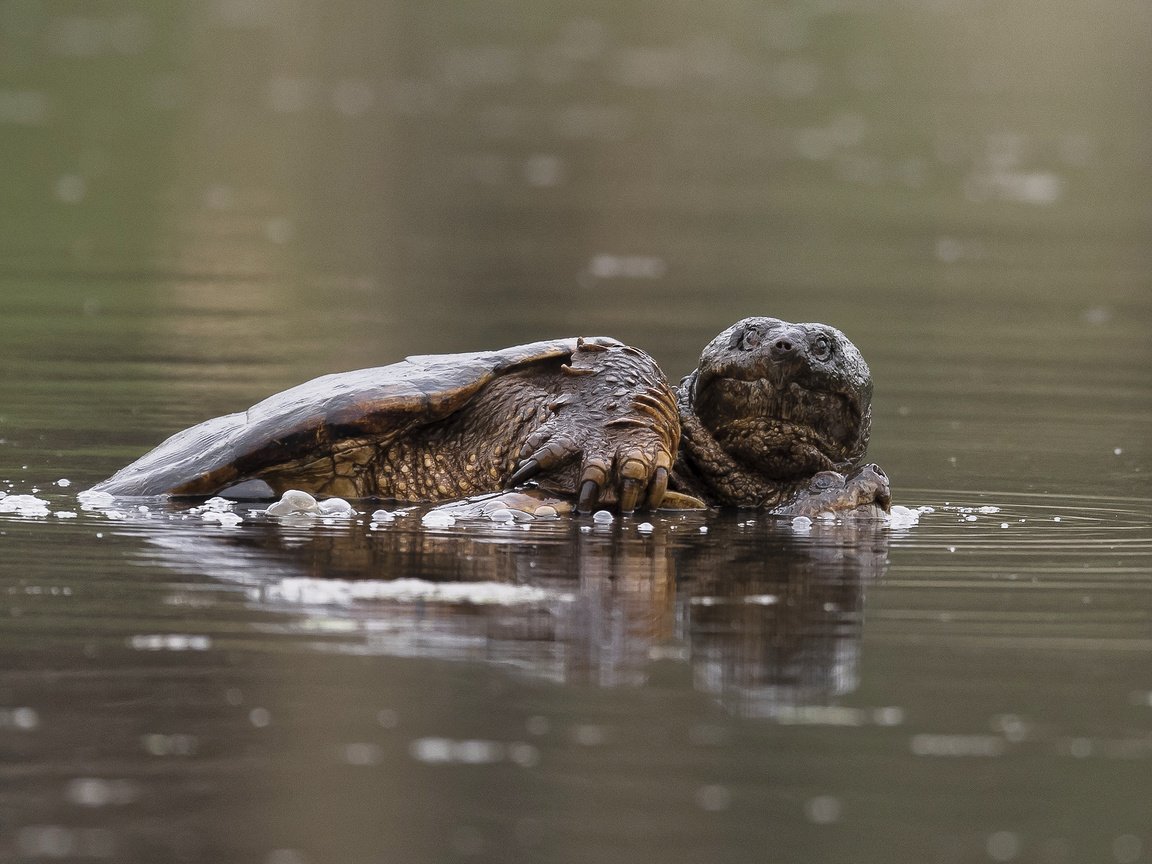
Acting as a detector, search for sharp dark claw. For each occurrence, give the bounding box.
[646,467,669,509]
[577,480,600,513]
[619,478,642,513]
[507,460,540,487]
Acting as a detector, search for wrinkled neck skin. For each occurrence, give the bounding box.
[672,373,801,507]
[672,371,868,508]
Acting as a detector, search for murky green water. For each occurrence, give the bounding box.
[2,1,1151,862]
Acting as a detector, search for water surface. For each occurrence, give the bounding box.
[2,0,1150,862]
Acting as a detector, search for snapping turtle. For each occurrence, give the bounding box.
[90,317,890,515]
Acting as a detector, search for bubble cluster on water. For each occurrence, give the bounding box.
[0,494,51,517]
[76,489,115,508]
[259,490,358,522]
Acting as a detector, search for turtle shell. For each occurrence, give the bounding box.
[91,337,606,497]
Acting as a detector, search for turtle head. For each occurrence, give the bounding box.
[688,317,873,480]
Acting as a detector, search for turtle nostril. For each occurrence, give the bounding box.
[771,338,795,357]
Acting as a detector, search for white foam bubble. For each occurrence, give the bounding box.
[317,497,355,516]
[76,489,116,508]
[885,505,931,529]
[421,510,456,528]
[265,489,320,517]
[0,494,50,517]
[202,511,242,527]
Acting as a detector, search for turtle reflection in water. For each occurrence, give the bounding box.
[140,515,889,716]
[91,317,891,516]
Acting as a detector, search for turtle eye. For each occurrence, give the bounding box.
[811,334,833,361]
[810,471,842,490]
[728,326,762,351]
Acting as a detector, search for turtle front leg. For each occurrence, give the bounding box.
[506,338,681,512]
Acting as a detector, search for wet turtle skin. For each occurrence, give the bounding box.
[90,317,890,515]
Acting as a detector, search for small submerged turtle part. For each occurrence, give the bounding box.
[770,464,891,518]
[90,318,889,516]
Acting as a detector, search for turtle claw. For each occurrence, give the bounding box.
[646,466,669,509]
[577,479,601,513]
[616,450,649,513]
[507,459,541,487]
[507,341,679,513]
[576,460,609,512]
[509,436,580,488]
[618,478,643,513]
